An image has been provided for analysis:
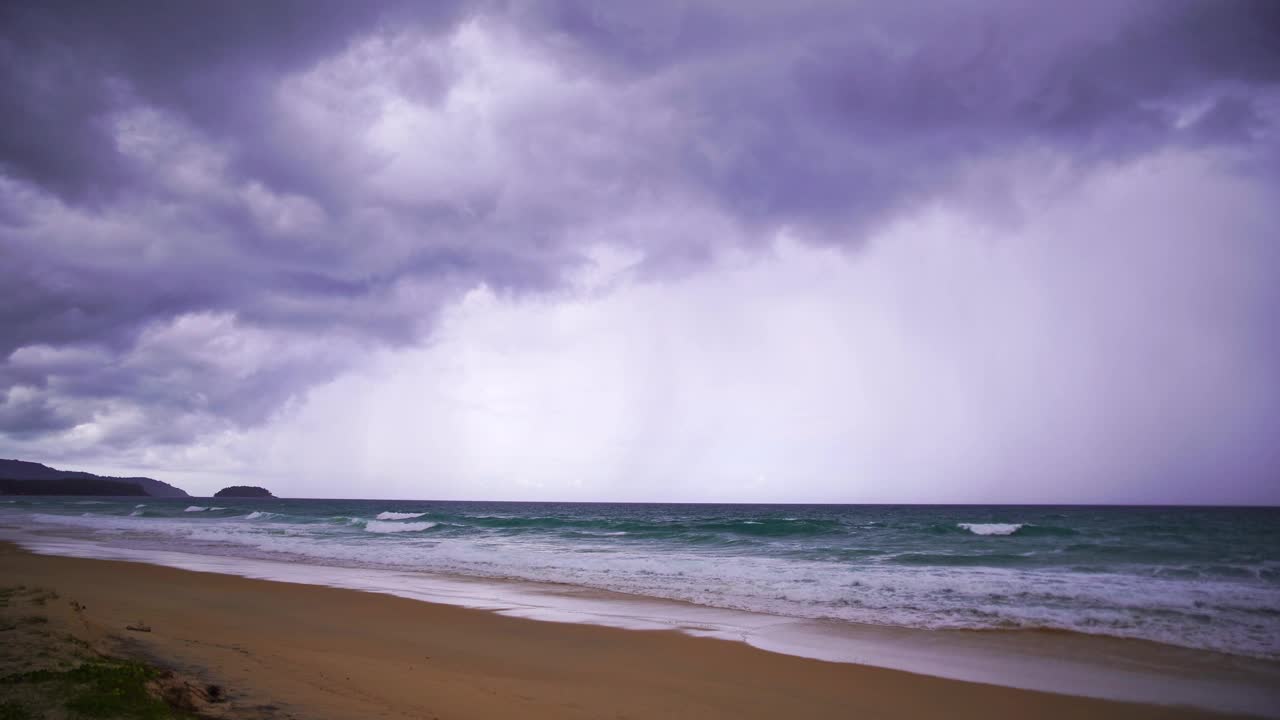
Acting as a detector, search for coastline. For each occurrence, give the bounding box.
[0,542,1263,720]
[6,526,1280,716]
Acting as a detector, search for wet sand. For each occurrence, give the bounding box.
[0,542,1251,719]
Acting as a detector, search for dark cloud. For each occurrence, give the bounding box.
[664,1,1277,233]
[1,0,1277,450]
[0,0,465,199]
[0,393,77,438]
[1190,95,1267,143]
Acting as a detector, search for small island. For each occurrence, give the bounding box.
[213,485,275,498]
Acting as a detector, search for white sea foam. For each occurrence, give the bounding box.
[134,504,146,508]
[375,511,426,521]
[19,508,1280,661]
[959,523,1023,536]
[8,534,1278,717]
[364,520,438,534]
[6,506,1278,665]
[184,506,225,513]
[245,511,278,520]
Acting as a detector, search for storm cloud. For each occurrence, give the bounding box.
[1,1,1278,499]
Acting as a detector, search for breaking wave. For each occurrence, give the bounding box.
[3,499,1276,661]
[375,511,426,521]
[364,520,438,534]
[958,523,1024,536]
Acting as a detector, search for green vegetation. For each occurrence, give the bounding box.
[0,587,57,611]
[0,586,25,609]
[1,659,191,719]
[0,459,189,497]
[0,616,47,632]
[0,700,34,720]
[213,485,274,498]
[0,584,196,719]
[0,477,147,496]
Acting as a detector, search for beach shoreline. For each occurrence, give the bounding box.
[6,523,1279,717]
[0,541,1262,720]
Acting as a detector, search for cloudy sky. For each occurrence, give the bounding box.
[1,1,1278,502]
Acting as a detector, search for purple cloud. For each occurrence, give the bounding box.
[0,0,1277,465]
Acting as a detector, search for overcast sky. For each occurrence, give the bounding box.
[1,1,1278,502]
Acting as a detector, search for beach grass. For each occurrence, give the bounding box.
[0,582,192,720]
[1,660,182,720]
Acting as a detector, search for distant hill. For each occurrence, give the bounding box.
[0,477,147,496]
[213,486,274,498]
[0,459,189,497]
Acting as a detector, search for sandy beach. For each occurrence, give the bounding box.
[0,542,1251,720]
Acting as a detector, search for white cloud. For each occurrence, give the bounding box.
[106,147,1276,502]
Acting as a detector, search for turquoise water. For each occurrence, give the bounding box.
[3,499,1277,660]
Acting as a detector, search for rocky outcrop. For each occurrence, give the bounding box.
[213,486,275,498]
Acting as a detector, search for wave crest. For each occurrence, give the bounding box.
[958,523,1024,536]
[375,511,426,521]
[364,520,438,534]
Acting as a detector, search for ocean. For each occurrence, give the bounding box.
[3,499,1276,664]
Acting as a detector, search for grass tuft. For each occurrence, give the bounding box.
[0,617,47,632]
[2,660,187,719]
[0,586,24,608]
[0,701,33,720]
